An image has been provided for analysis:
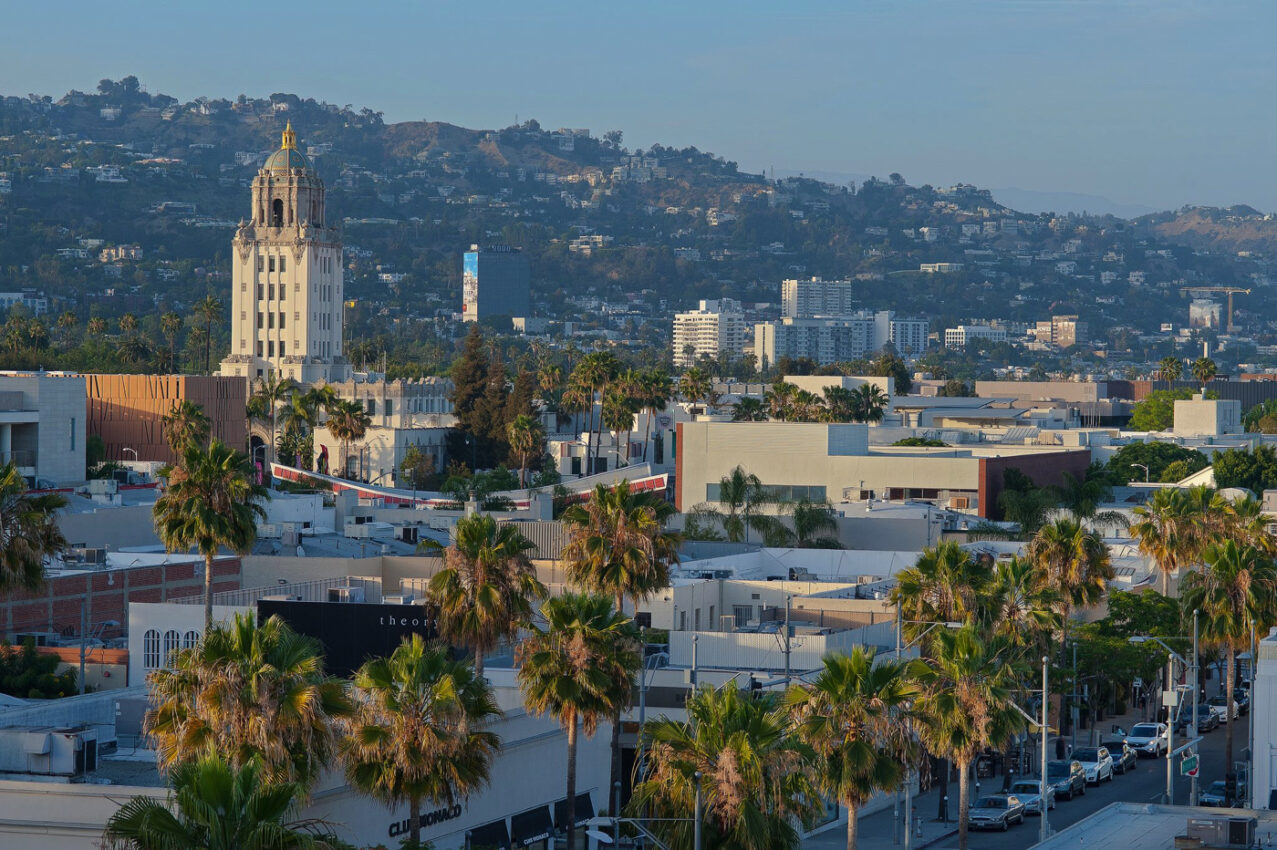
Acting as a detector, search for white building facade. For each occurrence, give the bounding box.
[672,299,746,368]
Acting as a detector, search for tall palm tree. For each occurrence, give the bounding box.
[785,649,919,850]
[104,755,334,850]
[1191,357,1218,390]
[518,593,639,850]
[152,440,269,628]
[1159,355,1183,386]
[144,612,351,788]
[0,462,67,592]
[1181,541,1277,769]
[1131,488,1196,596]
[785,499,843,548]
[631,684,819,850]
[850,383,889,423]
[161,400,211,456]
[764,380,797,421]
[119,313,139,335]
[888,542,992,644]
[506,413,544,487]
[194,295,223,374]
[913,627,1024,850]
[561,480,680,806]
[423,513,543,677]
[731,397,767,422]
[1051,467,1127,531]
[342,635,500,847]
[639,367,672,462]
[325,398,371,479]
[680,367,711,409]
[160,312,183,373]
[87,316,107,337]
[253,373,298,463]
[56,309,77,343]
[1027,517,1113,646]
[702,465,772,543]
[602,387,636,469]
[979,557,1061,650]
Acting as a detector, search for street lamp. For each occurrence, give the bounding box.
[1129,611,1200,805]
[1130,463,1150,483]
[122,447,137,461]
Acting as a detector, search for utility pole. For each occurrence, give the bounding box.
[1041,655,1050,844]
[78,597,88,696]
[693,771,703,850]
[894,604,902,845]
[1190,609,1200,806]
[1166,656,1175,805]
[783,595,792,687]
[1071,642,1079,751]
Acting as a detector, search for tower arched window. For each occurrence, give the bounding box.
[272,199,284,227]
[163,630,181,666]
[182,630,200,650]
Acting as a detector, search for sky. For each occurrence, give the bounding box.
[1,0,1272,213]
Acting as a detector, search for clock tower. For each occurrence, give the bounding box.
[220,123,350,384]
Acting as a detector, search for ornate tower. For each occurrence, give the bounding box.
[220,123,350,384]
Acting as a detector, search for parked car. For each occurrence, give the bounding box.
[968,794,1026,831]
[1008,780,1056,814]
[1046,759,1086,800]
[1101,739,1138,774]
[1200,781,1231,807]
[1235,690,1250,715]
[1207,695,1239,722]
[1073,746,1114,784]
[1175,705,1220,734]
[1125,722,1169,758]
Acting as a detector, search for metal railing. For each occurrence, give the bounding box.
[172,576,383,608]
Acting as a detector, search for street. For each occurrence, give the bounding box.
[805,712,1251,850]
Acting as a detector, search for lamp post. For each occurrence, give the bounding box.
[1040,655,1050,844]
[1129,626,1199,805]
[693,771,703,850]
[122,447,137,461]
[1071,641,1079,751]
[1130,463,1149,483]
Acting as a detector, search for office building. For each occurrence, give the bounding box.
[1034,314,1089,348]
[781,277,858,318]
[944,324,1008,349]
[219,124,349,384]
[672,299,746,368]
[753,310,926,369]
[462,245,531,322]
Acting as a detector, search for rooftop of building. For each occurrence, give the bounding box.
[1032,802,1277,850]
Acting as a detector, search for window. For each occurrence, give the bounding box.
[257,284,263,300]
[143,630,160,669]
[163,630,181,667]
[269,256,275,273]
[268,341,275,357]
[182,630,200,649]
[367,399,376,415]
[268,285,275,301]
[708,605,715,630]
[679,611,687,631]
[240,339,246,350]
[257,256,263,273]
[734,605,752,627]
[241,281,246,292]
[294,312,299,322]
[279,256,286,273]
[240,311,247,321]
[271,199,283,227]
[267,313,274,329]
[257,341,263,357]
[278,313,285,329]
[294,339,300,350]
[384,400,393,417]
[694,609,701,630]
[257,313,263,329]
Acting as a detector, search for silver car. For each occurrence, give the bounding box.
[1008,780,1056,814]
[1073,746,1114,784]
[968,794,1026,831]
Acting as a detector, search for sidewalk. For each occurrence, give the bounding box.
[803,702,1155,849]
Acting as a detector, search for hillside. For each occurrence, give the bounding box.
[1135,205,1277,254]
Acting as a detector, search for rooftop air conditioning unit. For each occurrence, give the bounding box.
[328,586,366,604]
[949,496,970,509]
[1185,816,1256,849]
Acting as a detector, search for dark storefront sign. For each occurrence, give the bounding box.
[468,819,512,850]
[256,599,439,677]
[552,792,594,831]
[510,805,555,847]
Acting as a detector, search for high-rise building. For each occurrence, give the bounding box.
[1033,315,1089,348]
[753,310,926,369]
[462,245,531,322]
[781,277,858,318]
[672,299,746,368]
[220,124,349,383]
[944,324,1008,349]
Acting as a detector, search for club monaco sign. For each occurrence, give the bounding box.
[388,804,463,838]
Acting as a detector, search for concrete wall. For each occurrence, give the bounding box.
[1174,397,1242,437]
[0,373,86,485]
[669,620,896,671]
[57,502,161,550]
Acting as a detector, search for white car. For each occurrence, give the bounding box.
[1125,722,1168,758]
[1206,696,1239,722]
[1008,780,1056,814]
[1073,746,1114,784]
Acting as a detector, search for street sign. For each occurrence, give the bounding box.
[1182,753,1199,777]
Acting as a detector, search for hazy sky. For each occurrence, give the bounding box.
[2,0,1272,211]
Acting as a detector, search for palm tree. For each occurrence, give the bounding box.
[423,513,543,677]
[888,542,992,644]
[506,413,544,487]
[602,387,636,469]
[785,649,919,850]
[160,312,183,373]
[152,440,269,628]
[1191,357,1217,390]
[325,399,371,479]
[680,367,711,409]
[518,593,639,850]
[1027,517,1113,646]
[561,481,680,804]
[980,557,1061,650]
[913,627,1025,850]
[631,684,819,850]
[850,383,889,423]
[253,373,298,463]
[785,499,843,548]
[1130,488,1195,596]
[104,755,334,850]
[87,316,107,337]
[0,462,67,591]
[1181,541,1277,769]
[194,295,223,374]
[144,612,351,787]
[1051,466,1127,532]
[765,380,798,421]
[161,400,211,456]
[1159,356,1183,386]
[731,397,767,421]
[639,368,672,462]
[119,313,139,335]
[700,465,773,543]
[342,635,500,847]
[56,309,77,343]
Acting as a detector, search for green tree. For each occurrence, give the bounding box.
[144,613,351,788]
[679,367,711,407]
[632,685,819,850]
[0,462,67,591]
[1181,541,1277,768]
[785,650,918,850]
[194,295,223,375]
[732,397,767,421]
[160,312,183,373]
[518,593,639,850]
[424,513,542,677]
[506,413,544,487]
[161,400,211,456]
[1213,444,1277,493]
[104,755,334,850]
[0,639,79,698]
[871,352,911,394]
[889,542,992,645]
[1191,356,1218,389]
[152,441,269,628]
[980,557,1060,650]
[1158,356,1183,384]
[342,635,500,847]
[1027,518,1113,646]
[1128,388,1195,431]
[325,399,371,479]
[1104,441,1208,485]
[252,373,298,464]
[914,627,1024,850]
[695,465,775,543]
[1130,488,1197,596]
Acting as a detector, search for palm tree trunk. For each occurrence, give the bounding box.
[847,798,859,850]
[1161,568,1169,597]
[203,552,214,630]
[642,405,654,463]
[957,756,971,850]
[609,589,624,815]
[584,400,595,475]
[566,711,579,850]
[410,793,422,847]
[205,321,212,375]
[475,649,485,680]
[1225,645,1236,769]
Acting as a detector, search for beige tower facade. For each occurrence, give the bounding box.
[220,124,350,384]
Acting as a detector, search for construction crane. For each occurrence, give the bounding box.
[1179,286,1250,333]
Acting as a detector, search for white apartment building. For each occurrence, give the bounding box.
[781,277,858,317]
[754,310,927,369]
[672,299,746,368]
[944,324,1008,349]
